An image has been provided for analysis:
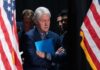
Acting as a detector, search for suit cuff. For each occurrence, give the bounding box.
[45,53,52,61]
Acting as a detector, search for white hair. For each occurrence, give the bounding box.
[34,7,51,21]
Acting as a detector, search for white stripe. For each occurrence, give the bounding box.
[0,53,6,70]
[81,23,100,63]
[87,9,100,38]
[14,64,18,70]
[93,0,100,15]
[1,0,22,66]
[0,26,14,70]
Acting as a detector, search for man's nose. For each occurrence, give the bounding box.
[45,22,48,26]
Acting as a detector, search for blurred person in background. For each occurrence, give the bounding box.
[57,10,68,42]
[57,10,69,70]
[18,9,34,62]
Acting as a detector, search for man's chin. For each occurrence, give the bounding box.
[43,30,49,33]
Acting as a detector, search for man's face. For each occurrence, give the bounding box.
[57,15,68,32]
[23,16,32,27]
[37,14,50,33]
[23,16,32,32]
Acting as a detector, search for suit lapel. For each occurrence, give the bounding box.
[33,28,42,42]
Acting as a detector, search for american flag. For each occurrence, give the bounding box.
[80,0,100,70]
[0,0,23,70]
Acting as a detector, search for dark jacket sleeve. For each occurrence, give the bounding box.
[46,33,66,63]
[52,36,66,63]
[23,34,50,67]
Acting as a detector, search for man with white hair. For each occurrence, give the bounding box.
[22,7,66,70]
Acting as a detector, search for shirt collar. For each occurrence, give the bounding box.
[36,27,48,39]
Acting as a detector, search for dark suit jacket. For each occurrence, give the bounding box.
[22,27,65,70]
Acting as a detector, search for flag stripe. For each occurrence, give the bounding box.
[90,3,100,26]
[1,0,22,66]
[81,0,100,69]
[0,32,14,70]
[80,31,97,70]
[84,16,100,49]
[0,41,11,70]
[87,9,100,39]
[81,23,100,63]
[0,52,6,70]
[0,10,14,70]
[1,7,22,70]
[0,0,23,70]
[84,38,100,69]
[81,23,100,69]
[93,0,100,15]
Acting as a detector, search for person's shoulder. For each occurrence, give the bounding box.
[25,28,35,38]
[48,31,61,43]
[48,31,59,37]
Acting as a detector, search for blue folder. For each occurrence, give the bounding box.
[35,38,55,55]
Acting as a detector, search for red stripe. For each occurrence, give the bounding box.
[84,16,100,49]
[90,3,100,26]
[83,37,100,69]
[0,41,11,70]
[14,51,23,70]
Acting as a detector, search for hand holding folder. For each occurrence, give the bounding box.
[35,38,55,55]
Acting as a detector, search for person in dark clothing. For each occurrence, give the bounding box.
[18,9,34,62]
[22,7,66,70]
[57,10,69,70]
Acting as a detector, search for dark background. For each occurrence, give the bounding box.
[16,0,68,21]
[16,0,92,70]
[67,0,92,70]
